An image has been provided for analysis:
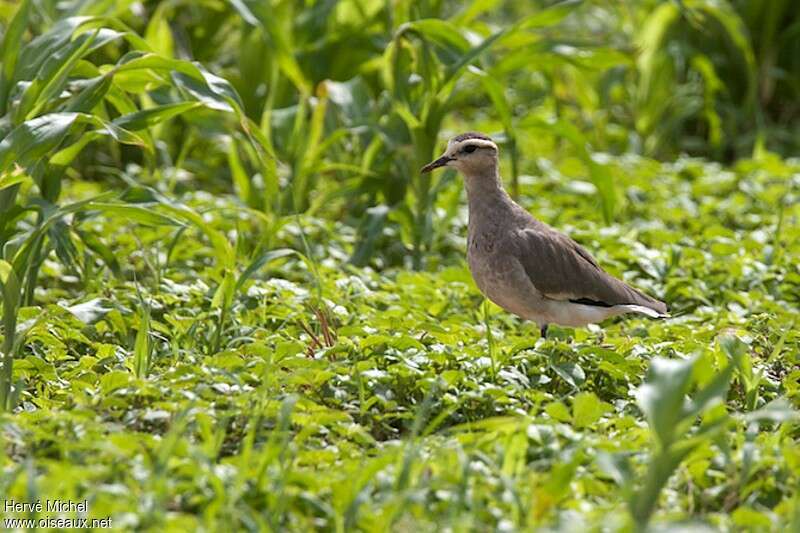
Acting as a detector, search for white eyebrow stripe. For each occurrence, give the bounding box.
[448,138,498,151]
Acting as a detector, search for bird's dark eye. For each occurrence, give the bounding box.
[463,145,478,154]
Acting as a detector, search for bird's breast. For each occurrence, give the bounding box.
[467,229,539,318]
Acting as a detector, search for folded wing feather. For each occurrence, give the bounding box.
[515,228,668,314]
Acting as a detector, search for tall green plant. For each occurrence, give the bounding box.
[595,333,797,529]
[0,5,274,410]
[635,0,759,158]
[384,1,582,268]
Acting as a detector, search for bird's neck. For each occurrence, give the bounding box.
[464,167,516,229]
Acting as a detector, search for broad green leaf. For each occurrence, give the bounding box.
[114,52,201,79]
[635,356,696,448]
[64,73,113,113]
[158,205,234,270]
[572,391,612,428]
[550,360,585,388]
[0,113,78,172]
[76,229,122,277]
[172,71,234,113]
[99,369,131,394]
[15,17,85,82]
[0,112,144,174]
[50,121,146,166]
[21,29,99,121]
[86,203,185,227]
[0,0,31,113]
[0,168,30,191]
[0,259,13,286]
[545,401,571,422]
[517,0,582,31]
[395,20,470,55]
[144,3,174,58]
[112,102,202,130]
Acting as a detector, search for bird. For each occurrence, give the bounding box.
[421,132,668,339]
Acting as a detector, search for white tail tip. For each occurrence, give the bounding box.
[620,304,669,319]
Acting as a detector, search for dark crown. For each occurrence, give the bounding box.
[452,132,492,143]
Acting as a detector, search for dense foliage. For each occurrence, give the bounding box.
[1,0,798,530]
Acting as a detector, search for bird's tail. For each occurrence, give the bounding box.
[620,304,670,319]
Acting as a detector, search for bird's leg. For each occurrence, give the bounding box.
[540,324,548,339]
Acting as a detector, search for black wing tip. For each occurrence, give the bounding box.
[570,297,671,318]
[569,297,613,308]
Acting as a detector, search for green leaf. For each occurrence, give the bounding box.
[0,112,143,174]
[212,269,236,309]
[158,204,234,270]
[0,0,31,113]
[550,360,585,388]
[545,401,571,422]
[75,229,122,277]
[523,117,617,222]
[395,20,470,55]
[635,356,696,448]
[516,0,582,31]
[227,136,254,206]
[172,71,234,113]
[743,398,799,424]
[86,203,185,227]
[235,248,296,294]
[0,168,31,191]
[21,29,99,120]
[64,73,113,113]
[144,3,174,58]
[0,113,79,172]
[0,259,21,411]
[227,0,260,26]
[230,2,310,94]
[572,391,612,429]
[112,102,202,130]
[64,298,114,324]
[99,370,131,394]
[133,302,152,378]
[596,452,632,486]
[718,332,748,360]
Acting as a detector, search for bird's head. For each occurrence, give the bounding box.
[421,132,499,177]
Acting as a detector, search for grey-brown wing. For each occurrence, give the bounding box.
[514,228,667,313]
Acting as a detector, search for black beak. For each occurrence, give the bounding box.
[420,155,453,173]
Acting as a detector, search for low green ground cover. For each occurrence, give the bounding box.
[2,151,798,530]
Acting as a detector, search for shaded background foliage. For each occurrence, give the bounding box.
[4,0,798,263]
[0,0,799,531]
